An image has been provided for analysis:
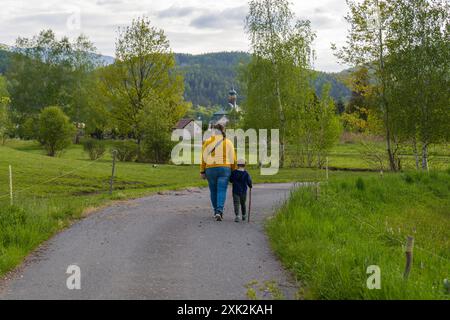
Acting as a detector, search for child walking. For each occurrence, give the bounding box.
[229,159,253,223]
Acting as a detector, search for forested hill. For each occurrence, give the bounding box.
[175,52,351,106]
[0,46,12,74]
[175,52,251,107]
[0,47,351,106]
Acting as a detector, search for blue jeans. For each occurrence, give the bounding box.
[205,167,231,215]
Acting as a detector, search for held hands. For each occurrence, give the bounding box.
[200,173,206,180]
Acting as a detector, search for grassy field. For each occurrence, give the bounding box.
[1,138,449,300]
[0,139,380,276]
[267,171,450,299]
[327,141,449,170]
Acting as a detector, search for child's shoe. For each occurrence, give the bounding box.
[242,215,247,221]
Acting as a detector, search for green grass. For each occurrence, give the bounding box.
[1,140,378,276]
[267,171,450,300]
[324,140,449,170]
[1,138,448,300]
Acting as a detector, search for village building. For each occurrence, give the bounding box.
[208,88,239,128]
[173,118,202,140]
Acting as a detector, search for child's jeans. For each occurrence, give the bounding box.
[233,193,247,217]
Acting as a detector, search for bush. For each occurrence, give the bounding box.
[111,140,138,162]
[38,106,75,157]
[20,117,40,140]
[82,138,106,160]
[141,135,173,164]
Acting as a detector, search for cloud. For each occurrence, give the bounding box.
[10,12,69,27]
[157,5,198,18]
[0,0,350,72]
[96,0,124,5]
[190,6,247,30]
[309,14,341,30]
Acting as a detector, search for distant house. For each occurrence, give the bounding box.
[209,109,229,128]
[173,118,202,140]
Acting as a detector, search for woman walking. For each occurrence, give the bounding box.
[200,124,237,221]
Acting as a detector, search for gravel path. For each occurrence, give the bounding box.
[0,183,298,300]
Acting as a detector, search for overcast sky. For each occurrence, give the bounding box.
[0,0,350,72]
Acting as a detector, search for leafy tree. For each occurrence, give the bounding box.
[20,117,40,140]
[138,99,174,163]
[346,67,372,115]
[38,106,75,156]
[244,0,316,167]
[7,30,99,126]
[99,17,187,158]
[341,67,377,133]
[0,76,13,144]
[83,70,114,139]
[386,0,449,170]
[0,97,12,145]
[335,99,346,115]
[288,87,342,168]
[333,0,400,171]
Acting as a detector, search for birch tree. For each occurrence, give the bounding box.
[244,0,315,167]
[387,0,449,170]
[333,0,400,171]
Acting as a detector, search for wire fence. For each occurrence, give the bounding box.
[346,210,449,263]
[300,181,450,265]
[0,152,110,203]
[2,151,448,265]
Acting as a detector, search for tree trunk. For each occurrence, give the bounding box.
[377,15,397,172]
[421,142,428,171]
[385,121,397,171]
[276,79,286,169]
[266,3,285,169]
[412,137,420,170]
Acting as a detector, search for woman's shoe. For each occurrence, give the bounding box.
[234,216,240,223]
[215,214,223,221]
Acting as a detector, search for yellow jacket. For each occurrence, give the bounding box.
[200,135,237,173]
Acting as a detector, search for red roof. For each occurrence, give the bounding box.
[173,118,194,129]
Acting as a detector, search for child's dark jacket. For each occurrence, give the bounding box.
[230,170,253,196]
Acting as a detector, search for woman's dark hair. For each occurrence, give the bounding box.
[214,124,226,138]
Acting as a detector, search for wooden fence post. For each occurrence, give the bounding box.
[9,165,13,206]
[444,279,449,294]
[109,150,117,195]
[403,236,414,279]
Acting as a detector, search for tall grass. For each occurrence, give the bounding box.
[267,171,450,299]
[0,195,103,274]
